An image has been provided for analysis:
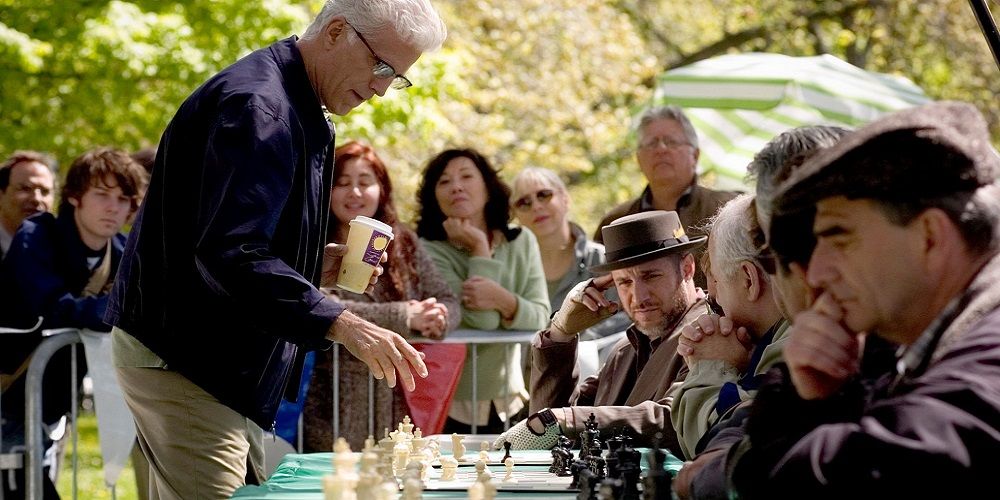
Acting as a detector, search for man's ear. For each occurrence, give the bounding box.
[68,196,80,208]
[919,208,960,275]
[681,253,696,281]
[742,261,763,302]
[323,16,348,46]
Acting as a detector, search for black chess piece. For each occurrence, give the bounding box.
[641,433,672,500]
[502,440,512,462]
[576,468,599,500]
[581,413,604,461]
[587,454,607,480]
[569,459,589,489]
[552,435,574,476]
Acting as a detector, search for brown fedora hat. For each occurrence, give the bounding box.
[590,210,706,273]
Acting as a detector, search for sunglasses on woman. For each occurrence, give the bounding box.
[513,189,555,212]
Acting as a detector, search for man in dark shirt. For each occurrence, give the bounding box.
[1,148,146,499]
[105,1,447,497]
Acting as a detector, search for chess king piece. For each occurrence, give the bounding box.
[580,413,602,461]
[452,433,467,461]
[439,456,459,481]
[401,415,415,436]
[502,457,517,483]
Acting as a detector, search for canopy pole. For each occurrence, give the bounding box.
[969,0,1000,72]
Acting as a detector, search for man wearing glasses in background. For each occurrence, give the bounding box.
[106,1,446,497]
[594,106,739,289]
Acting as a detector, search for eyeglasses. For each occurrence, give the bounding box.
[513,189,555,212]
[347,22,412,90]
[754,244,778,275]
[639,136,691,151]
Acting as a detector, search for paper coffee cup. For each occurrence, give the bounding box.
[336,216,394,294]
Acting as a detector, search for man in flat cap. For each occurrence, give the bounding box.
[494,210,710,455]
[721,101,1000,498]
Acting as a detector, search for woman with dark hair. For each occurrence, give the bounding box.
[303,141,459,451]
[417,148,550,433]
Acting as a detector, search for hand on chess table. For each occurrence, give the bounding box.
[493,408,565,450]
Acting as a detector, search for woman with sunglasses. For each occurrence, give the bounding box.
[511,167,630,340]
[416,149,550,434]
[303,141,460,451]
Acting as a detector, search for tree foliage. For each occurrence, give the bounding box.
[1,0,996,232]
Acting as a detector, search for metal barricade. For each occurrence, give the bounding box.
[1,328,83,500]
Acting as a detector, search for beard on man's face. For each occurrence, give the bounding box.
[632,278,690,338]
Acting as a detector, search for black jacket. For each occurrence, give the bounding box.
[106,37,343,429]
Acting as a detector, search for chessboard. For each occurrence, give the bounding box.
[423,466,575,492]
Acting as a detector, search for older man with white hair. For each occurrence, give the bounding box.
[671,194,786,460]
[107,1,447,497]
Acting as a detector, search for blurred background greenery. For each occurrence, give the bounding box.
[2,2,997,497]
[2,0,997,233]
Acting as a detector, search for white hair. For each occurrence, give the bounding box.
[708,194,761,281]
[302,0,447,52]
[511,166,568,201]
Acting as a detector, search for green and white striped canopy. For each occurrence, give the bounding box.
[651,53,931,190]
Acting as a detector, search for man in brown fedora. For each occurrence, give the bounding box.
[715,101,1000,498]
[494,210,710,454]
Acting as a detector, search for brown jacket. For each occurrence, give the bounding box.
[594,182,739,288]
[530,298,710,455]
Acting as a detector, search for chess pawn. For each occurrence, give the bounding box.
[475,458,493,482]
[364,435,376,452]
[469,481,485,500]
[451,433,467,461]
[379,428,394,455]
[439,456,458,481]
[502,457,517,483]
[401,476,424,500]
[478,440,491,464]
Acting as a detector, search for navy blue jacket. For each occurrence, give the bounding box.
[0,210,123,422]
[106,37,343,429]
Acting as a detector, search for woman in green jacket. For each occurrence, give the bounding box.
[416,148,550,434]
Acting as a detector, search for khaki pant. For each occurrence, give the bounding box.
[115,367,265,500]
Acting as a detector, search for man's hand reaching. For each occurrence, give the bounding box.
[326,310,428,391]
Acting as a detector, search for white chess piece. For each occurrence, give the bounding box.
[439,456,458,481]
[475,458,492,482]
[451,433,467,461]
[478,441,491,464]
[393,430,411,476]
[468,481,485,500]
[502,457,517,483]
[401,415,415,436]
[323,438,359,500]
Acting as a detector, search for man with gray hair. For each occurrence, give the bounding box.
[594,105,738,288]
[671,194,786,460]
[106,1,447,497]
